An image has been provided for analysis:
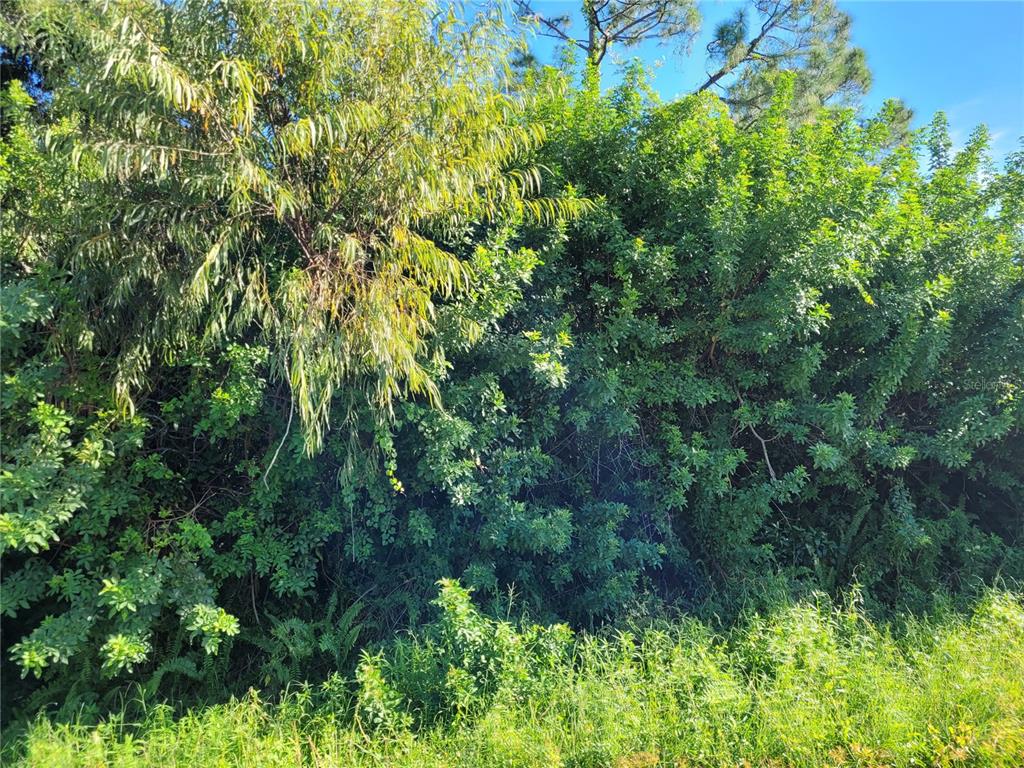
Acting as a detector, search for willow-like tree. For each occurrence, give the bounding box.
[4,0,574,451]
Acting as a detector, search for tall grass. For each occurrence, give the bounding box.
[13,588,1024,767]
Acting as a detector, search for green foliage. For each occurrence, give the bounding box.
[355,580,573,728]
[503,66,1023,615]
[1,0,1022,726]
[11,586,1024,767]
[0,0,576,712]
[297,67,1022,634]
[4,0,580,451]
[1,69,242,705]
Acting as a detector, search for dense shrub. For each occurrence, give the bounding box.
[2,0,1022,721]
[1,0,573,713]
[290,66,1024,630]
[513,67,1024,614]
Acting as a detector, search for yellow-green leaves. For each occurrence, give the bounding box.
[11,0,576,452]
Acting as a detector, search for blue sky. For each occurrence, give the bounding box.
[517,1,1024,161]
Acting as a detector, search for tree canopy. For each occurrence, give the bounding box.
[5,0,580,452]
[514,0,701,67]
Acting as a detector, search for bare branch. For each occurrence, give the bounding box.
[514,1,589,52]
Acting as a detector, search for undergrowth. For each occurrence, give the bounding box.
[9,583,1024,767]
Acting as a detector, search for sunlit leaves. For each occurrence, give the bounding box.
[9,0,582,451]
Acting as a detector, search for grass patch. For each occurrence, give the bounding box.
[11,587,1024,767]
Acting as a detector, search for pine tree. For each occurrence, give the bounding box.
[517,0,874,121]
[702,0,871,124]
[514,0,700,67]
